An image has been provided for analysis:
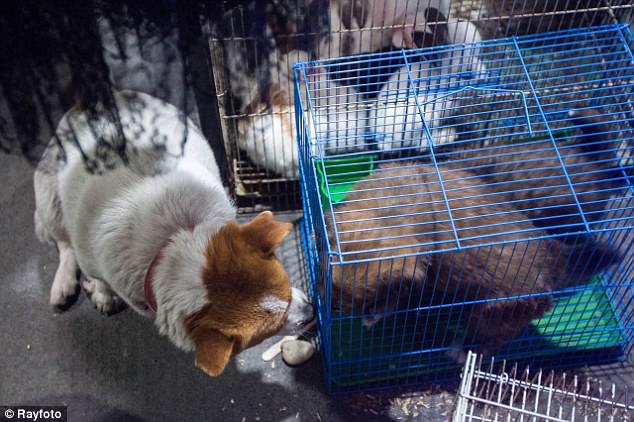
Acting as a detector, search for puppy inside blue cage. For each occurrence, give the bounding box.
[296,24,634,389]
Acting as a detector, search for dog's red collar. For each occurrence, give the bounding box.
[144,226,195,313]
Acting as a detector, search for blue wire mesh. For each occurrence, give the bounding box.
[294,24,634,393]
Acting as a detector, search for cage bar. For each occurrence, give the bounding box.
[206,0,634,212]
[453,351,634,421]
[296,23,634,392]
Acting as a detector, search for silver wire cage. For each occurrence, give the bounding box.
[207,0,634,212]
[453,351,634,422]
[295,24,634,392]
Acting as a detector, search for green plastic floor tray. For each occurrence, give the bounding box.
[315,155,377,209]
[314,128,622,387]
[328,276,625,387]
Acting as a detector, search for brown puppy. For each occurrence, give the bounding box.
[327,161,558,355]
[325,109,625,356]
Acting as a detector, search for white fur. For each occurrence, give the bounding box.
[151,221,231,350]
[368,40,487,152]
[335,0,452,53]
[237,49,369,179]
[49,241,78,307]
[317,1,365,58]
[444,21,486,76]
[349,1,484,53]
[237,107,299,179]
[257,288,313,331]
[277,287,315,336]
[258,294,289,314]
[81,275,122,315]
[446,20,483,45]
[236,50,308,179]
[306,68,369,158]
[368,60,458,152]
[366,8,487,153]
[35,90,236,350]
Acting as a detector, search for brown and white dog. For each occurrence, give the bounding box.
[33,90,314,376]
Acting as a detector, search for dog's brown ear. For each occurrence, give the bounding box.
[193,329,235,376]
[242,211,293,254]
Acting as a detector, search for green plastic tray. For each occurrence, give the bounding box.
[328,277,624,387]
[315,155,377,209]
[314,128,623,386]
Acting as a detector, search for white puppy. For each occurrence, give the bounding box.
[33,90,314,376]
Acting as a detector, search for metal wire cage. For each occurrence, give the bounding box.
[206,0,634,212]
[295,23,634,392]
[453,351,634,421]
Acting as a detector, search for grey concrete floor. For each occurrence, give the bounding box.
[0,153,455,422]
[1,151,632,422]
[0,154,327,422]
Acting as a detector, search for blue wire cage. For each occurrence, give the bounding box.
[294,24,634,392]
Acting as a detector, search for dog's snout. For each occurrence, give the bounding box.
[276,287,314,336]
[291,287,314,322]
[299,301,314,324]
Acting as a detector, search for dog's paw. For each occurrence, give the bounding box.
[91,290,127,315]
[49,273,80,312]
[82,276,127,316]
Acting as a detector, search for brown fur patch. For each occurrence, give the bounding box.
[327,109,623,354]
[327,161,558,354]
[443,108,625,235]
[185,211,293,376]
